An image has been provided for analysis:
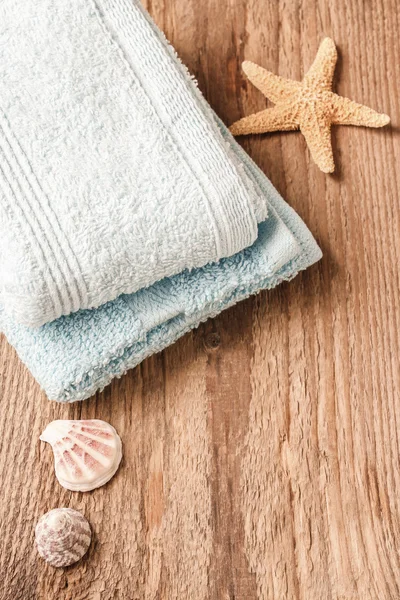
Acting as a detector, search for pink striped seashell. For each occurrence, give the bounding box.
[40,419,122,492]
[35,508,91,568]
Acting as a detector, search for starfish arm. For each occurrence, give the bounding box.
[242,61,301,103]
[303,38,337,91]
[330,94,390,127]
[300,107,335,173]
[229,106,299,136]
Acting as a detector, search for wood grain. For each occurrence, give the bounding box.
[0,0,399,598]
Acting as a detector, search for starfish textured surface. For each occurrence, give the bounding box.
[230,38,390,173]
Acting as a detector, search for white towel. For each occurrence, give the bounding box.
[0,0,270,327]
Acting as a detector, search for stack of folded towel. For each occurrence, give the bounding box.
[0,0,321,402]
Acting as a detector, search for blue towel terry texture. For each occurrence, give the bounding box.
[0,0,321,401]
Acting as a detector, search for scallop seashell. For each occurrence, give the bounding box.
[40,419,122,492]
[35,508,91,568]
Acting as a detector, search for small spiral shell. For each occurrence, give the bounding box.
[35,508,91,568]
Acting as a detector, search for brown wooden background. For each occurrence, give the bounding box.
[1,0,399,598]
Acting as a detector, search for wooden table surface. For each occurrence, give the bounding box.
[1,0,399,598]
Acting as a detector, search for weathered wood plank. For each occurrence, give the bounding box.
[0,0,399,598]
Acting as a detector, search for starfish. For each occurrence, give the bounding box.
[229,38,390,173]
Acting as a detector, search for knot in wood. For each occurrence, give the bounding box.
[204,332,221,350]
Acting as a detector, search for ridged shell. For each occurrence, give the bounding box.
[35,508,91,567]
[40,419,122,492]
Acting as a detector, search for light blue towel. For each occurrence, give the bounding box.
[0,128,321,402]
